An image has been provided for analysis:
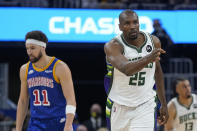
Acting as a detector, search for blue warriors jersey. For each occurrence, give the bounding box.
[26,57,66,119]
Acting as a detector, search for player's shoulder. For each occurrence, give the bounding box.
[192,93,197,101]
[54,59,72,79]
[104,38,124,53]
[105,33,123,47]
[167,99,177,119]
[55,60,70,72]
[19,62,30,79]
[168,97,177,109]
[105,38,119,47]
[168,97,177,103]
[20,62,30,73]
[168,98,177,116]
[192,93,197,97]
[150,34,161,48]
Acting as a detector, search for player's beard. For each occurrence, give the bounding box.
[128,30,138,40]
[129,35,137,40]
[29,51,42,63]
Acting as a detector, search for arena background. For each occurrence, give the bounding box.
[0,0,197,131]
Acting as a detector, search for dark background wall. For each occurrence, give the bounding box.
[0,42,107,122]
[0,42,197,122]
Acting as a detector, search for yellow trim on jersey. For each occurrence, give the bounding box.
[32,57,55,72]
[106,106,111,117]
[25,62,30,80]
[107,65,113,69]
[53,60,61,83]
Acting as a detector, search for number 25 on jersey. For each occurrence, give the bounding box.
[129,72,146,86]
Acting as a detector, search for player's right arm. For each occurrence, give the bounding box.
[16,64,29,131]
[104,39,165,76]
[164,101,176,131]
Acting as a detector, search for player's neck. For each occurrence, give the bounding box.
[178,95,192,107]
[123,33,144,48]
[33,55,52,69]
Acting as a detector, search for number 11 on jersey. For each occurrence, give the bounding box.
[33,89,50,106]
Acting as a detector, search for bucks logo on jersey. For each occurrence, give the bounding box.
[179,112,197,131]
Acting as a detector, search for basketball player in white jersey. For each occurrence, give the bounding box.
[104,10,168,131]
[165,78,197,131]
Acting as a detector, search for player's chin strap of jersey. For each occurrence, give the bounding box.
[66,105,76,115]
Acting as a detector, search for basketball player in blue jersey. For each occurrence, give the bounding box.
[104,10,168,131]
[16,31,76,131]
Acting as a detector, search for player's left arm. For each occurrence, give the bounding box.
[152,35,169,125]
[55,61,76,130]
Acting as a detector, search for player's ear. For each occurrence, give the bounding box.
[40,46,46,53]
[119,24,123,31]
[175,85,179,94]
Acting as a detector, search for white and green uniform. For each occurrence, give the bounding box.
[105,31,157,131]
[108,31,156,107]
[170,94,197,131]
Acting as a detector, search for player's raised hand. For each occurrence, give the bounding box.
[157,105,169,125]
[149,48,166,62]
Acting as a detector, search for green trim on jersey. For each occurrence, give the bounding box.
[177,96,194,110]
[148,33,156,81]
[148,33,155,49]
[114,38,125,55]
[120,31,147,53]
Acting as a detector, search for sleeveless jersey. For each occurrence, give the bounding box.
[26,57,66,119]
[105,31,156,107]
[170,94,197,131]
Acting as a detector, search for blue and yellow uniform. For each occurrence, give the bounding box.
[26,57,66,131]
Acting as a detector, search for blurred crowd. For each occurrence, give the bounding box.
[75,103,108,131]
[0,103,108,131]
[0,0,197,10]
[0,0,195,130]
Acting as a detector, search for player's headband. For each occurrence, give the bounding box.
[26,39,46,48]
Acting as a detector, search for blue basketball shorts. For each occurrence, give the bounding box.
[27,116,66,131]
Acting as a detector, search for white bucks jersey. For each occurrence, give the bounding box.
[108,31,156,107]
[171,94,197,131]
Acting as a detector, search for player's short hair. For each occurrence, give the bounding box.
[172,77,187,97]
[25,30,48,44]
[119,9,138,24]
